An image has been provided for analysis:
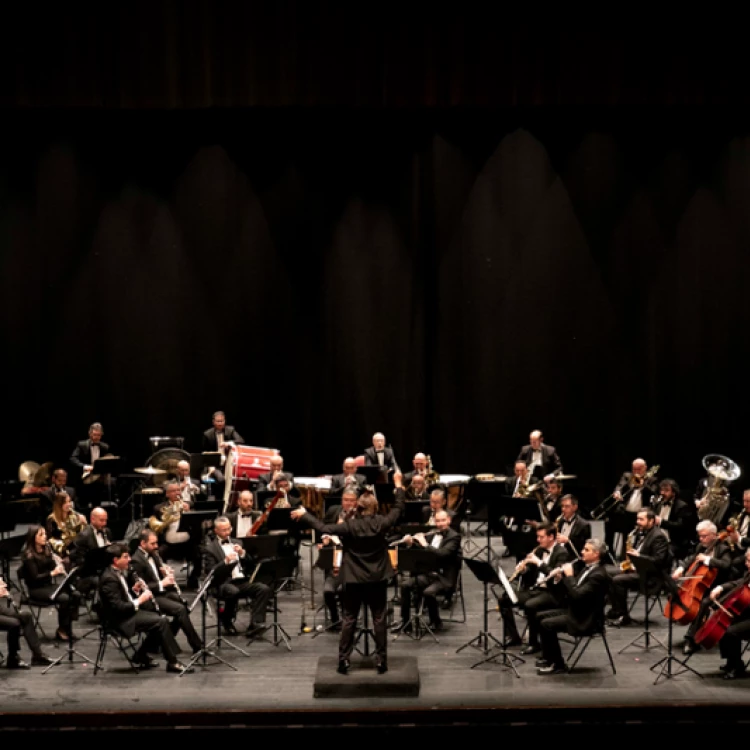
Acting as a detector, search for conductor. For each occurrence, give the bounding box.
[291,474,406,675]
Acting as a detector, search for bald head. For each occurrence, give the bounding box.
[90,507,108,530]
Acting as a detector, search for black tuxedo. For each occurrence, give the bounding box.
[420,505,460,531]
[130,547,202,652]
[399,527,462,625]
[363,446,399,474]
[652,496,695,560]
[610,473,658,536]
[201,426,244,452]
[97,566,180,663]
[256,471,295,491]
[298,490,406,665]
[69,525,112,567]
[226,509,262,537]
[70,440,111,471]
[539,562,611,668]
[556,514,591,560]
[608,526,671,617]
[517,444,563,479]
[202,535,272,629]
[329,473,367,495]
[42,485,79,511]
[406,488,431,501]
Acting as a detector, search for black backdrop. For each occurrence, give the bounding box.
[2,11,749,502]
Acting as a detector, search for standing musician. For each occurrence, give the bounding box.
[19,525,80,641]
[497,522,569,652]
[152,482,201,590]
[394,510,461,631]
[226,491,262,537]
[319,489,360,627]
[291,472,407,675]
[608,458,659,557]
[651,479,695,562]
[675,520,733,655]
[329,457,367,496]
[42,469,79,512]
[202,516,273,637]
[517,430,563,481]
[536,538,611,674]
[69,422,113,507]
[1,575,54,668]
[606,508,672,626]
[406,474,430,501]
[97,543,192,673]
[69,507,111,595]
[131,529,202,654]
[555,495,591,562]
[256,455,295,492]
[201,411,244,498]
[45,492,87,558]
[364,432,400,477]
[176,460,201,504]
[708,548,750,679]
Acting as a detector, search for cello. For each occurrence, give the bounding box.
[663,534,728,624]
[694,577,750,650]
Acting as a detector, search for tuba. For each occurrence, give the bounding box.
[697,454,740,524]
[149,502,182,535]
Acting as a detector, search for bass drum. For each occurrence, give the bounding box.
[223,444,280,512]
[146,447,191,486]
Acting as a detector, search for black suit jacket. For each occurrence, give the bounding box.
[329,473,367,495]
[226,510,262,537]
[42,485,79,509]
[419,528,462,589]
[557,515,591,559]
[632,526,672,571]
[680,541,733,584]
[522,543,570,592]
[201,426,245,452]
[653,497,694,557]
[130,547,169,594]
[98,566,148,637]
[421,505,460,530]
[561,563,611,635]
[298,491,405,584]
[202,535,255,587]
[363,446,399,473]
[69,525,112,568]
[256,471,295,491]
[70,440,111,470]
[516,444,563,478]
[613,472,658,506]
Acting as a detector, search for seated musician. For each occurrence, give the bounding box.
[152,482,201,590]
[725,489,750,578]
[98,543,192,673]
[497,523,569,652]
[422,488,459,530]
[42,469,79,512]
[202,516,272,637]
[404,453,429,486]
[541,478,564,523]
[651,478,695,562]
[176,460,201,505]
[710,548,750,679]
[675,520,733,654]
[320,489,360,627]
[19,525,80,641]
[505,461,532,498]
[517,430,563,481]
[202,411,244,498]
[497,462,535,559]
[394,510,461,632]
[607,458,658,558]
[131,529,202,655]
[364,432,400,477]
[45,492,87,562]
[606,508,672,626]
[227,490,262,537]
[555,495,591,562]
[257,455,296,492]
[1,575,53,668]
[406,474,430,501]
[329,457,367,496]
[69,507,112,595]
[536,538,611,673]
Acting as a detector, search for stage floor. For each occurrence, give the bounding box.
[1,531,749,734]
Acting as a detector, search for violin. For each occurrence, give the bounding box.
[694,579,750,650]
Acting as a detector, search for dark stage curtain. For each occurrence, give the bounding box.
[2,107,750,503]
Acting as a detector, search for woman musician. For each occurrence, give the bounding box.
[46,492,87,559]
[19,525,81,641]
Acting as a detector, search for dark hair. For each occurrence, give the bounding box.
[22,525,44,558]
[638,508,656,522]
[659,478,680,495]
[561,494,579,506]
[537,522,556,537]
[140,529,157,544]
[109,542,129,560]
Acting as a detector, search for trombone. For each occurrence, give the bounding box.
[590,464,660,520]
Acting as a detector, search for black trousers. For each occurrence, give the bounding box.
[217,578,273,627]
[719,609,750,667]
[339,581,388,664]
[524,590,564,647]
[538,608,570,667]
[120,609,180,664]
[154,591,202,652]
[159,541,202,583]
[323,573,342,623]
[400,573,447,624]
[27,584,80,633]
[0,598,44,659]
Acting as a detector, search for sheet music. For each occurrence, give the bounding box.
[497,564,518,604]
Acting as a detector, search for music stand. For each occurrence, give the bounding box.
[43,566,95,673]
[90,456,125,508]
[392,547,440,642]
[245,555,294,651]
[193,499,223,516]
[358,465,384,485]
[649,573,704,684]
[241,535,281,563]
[498,496,544,561]
[401,501,430,525]
[181,566,240,675]
[618,554,667,654]
[312,547,341,637]
[324,495,343,514]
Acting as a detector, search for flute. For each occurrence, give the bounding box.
[389,530,441,547]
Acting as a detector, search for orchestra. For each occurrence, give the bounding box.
[3,419,750,686]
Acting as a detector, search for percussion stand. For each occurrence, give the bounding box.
[462,498,482,555]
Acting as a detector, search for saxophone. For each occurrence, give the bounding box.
[620,528,638,572]
[149,502,182,535]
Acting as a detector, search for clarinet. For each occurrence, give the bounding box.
[131,568,160,613]
[156,553,187,606]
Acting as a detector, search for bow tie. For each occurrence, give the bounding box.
[240,513,253,519]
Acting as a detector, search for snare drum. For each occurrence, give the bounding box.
[223,445,280,511]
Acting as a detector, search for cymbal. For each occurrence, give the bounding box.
[140,487,164,494]
[134,466,167,475]
[33,461,54,486]
[18,461,40,484]
[554,474,577,481]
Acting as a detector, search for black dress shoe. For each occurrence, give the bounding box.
[6,657,31,670]
[337,659,350,675]
[245,624,267,639]
[537,663,567,674]
[167,662,193,674]
[504,638,523,649]
[390,620,406,632]
[222,623,238,636]
[136,657,160,669]
[520,644,541,655]
[683,640,696,656]
[724,666,747,680]
[608,615,631,627]
[377,660,388,674]
[429,620,443,632]
[31,654,55,666]
[535,658,550,668]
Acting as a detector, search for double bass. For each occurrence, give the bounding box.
[663,535,728,624]
[694,578,750,650]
